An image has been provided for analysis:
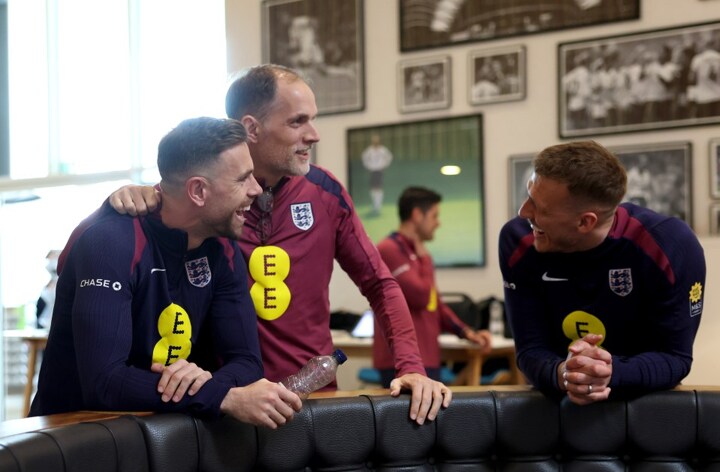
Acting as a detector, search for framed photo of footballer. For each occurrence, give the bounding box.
[468,45,526,106]
[399,0,639,52]
[261,0,364,115]
[612,142,693,227]
[710,138,720,198]
[347,114,486,267]
[397,55,451,114]
[508,153,534,219]
[559,20,720,138]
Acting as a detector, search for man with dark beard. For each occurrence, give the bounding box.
[31,117,303,429]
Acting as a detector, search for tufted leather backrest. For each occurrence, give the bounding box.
[0,416,149,472]
[1,388,719,471]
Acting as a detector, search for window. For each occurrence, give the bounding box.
[6,0,227,179]
[1,0,228,420]
[0,1,8,176]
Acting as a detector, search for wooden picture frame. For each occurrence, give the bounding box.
[508,143,693,226]
[711,204,720,235]
[261,0,364,115]
[508,153,534,219]
[710,138,720,199]
[559,20,720,138]
[612,142,693,226]
[397,55,451,114]
[399,0,639,52]
[347,114,485,267]
[468,45,526,106]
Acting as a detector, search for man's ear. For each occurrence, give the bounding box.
[410,206,424,223]
[186,176,208,207]
[240,115,260,143]
[577,211,599,233]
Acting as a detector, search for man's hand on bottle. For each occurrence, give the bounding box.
[220,379,302,429]
[109,184,161,216]
[389,373,452,425]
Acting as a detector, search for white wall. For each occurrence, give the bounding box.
[226,0,719,385]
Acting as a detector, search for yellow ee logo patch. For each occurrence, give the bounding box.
[152,303,192,366]
[426,286,437,312]
[248,245,292,321]
[562,311,606,346]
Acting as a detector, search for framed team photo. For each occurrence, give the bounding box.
[710,138,720,198]
[261,0,364,115]
[399,0,639,52]
[559,20,720,138]
[612,142,693,226]
[507,153,534,219]
[397,55,451,114]
[347,114,486,267]
[468,45,526,106]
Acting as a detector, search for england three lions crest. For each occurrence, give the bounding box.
[185,257,211,288]
[609,268,632,296]
[291,202,314,230]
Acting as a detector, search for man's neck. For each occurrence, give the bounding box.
[397,224,429,257]
[397,224,423,247]
[252,165,284,190]
[578,216,615,252]
[158,195,203,250]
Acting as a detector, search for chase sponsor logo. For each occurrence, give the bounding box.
[80,278,122,291]
[689,282,703,317]
[608,268,632,296]
[291,202,314,230]
[185,257,211,288]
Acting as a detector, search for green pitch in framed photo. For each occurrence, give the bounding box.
[347,114,485,267]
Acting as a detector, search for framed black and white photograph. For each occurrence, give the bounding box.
[399,0,639,52]
[347,114,485,267]
[262,0,364,115]
[711,204,720,235]
[710,138,720,198]
[508,153,534,218]
[559,20,720,138]
[612,142,693,226]
[398,55,451,113]
[468,45,526,106]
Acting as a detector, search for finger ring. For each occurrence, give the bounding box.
[588,384,593,394]
[563,379,568,389]
[562,370,567,380]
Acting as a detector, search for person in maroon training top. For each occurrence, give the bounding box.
[108,65,451,425]
[374,186,492,386]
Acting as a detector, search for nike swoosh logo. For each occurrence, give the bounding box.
[542,272,568,282]
[150,268,166,274]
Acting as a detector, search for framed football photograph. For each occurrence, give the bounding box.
[347,114,485,267]
[397,55,451,113]
[262,0,365,115]
[468,45,526,106]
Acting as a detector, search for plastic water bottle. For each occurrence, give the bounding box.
[279,349,348,399]
[489,299,505,337]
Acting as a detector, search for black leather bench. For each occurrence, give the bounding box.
[1,387,718,471]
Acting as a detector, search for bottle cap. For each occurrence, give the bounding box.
[333,348,348,364]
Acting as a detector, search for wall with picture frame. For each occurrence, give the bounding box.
[226,0,720,386]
